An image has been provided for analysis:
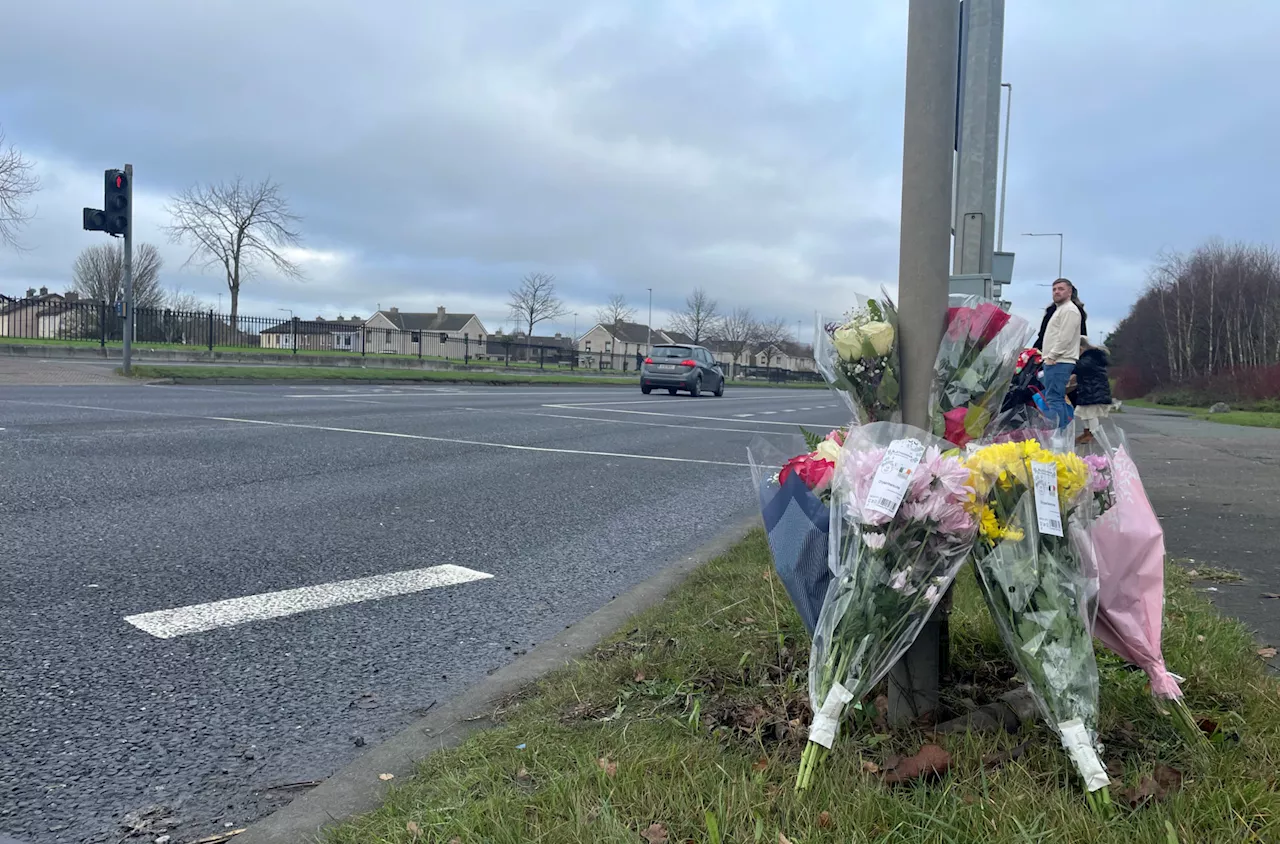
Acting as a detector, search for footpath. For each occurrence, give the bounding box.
[231,405,1280,844]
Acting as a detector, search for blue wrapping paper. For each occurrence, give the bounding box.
[759,471,832,635]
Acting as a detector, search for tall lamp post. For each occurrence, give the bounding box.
[1023,232,1064,278]
[997,82,1012,251]
[646,288,653,352]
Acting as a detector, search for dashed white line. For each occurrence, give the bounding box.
[529,411,795,436]
[540,404,837,427]
[124,564,494,639]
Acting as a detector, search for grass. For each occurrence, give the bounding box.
[324,530,1280,844]
[125,364,828,389]
[1122,398,1280,430]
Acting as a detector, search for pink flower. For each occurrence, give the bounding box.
[864,531,887,550]
[780,452,836,494]
[1083,454,1111,494]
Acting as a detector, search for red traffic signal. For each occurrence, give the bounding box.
[103,168,130,235]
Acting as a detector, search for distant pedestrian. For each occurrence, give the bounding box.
[1068,337,1113,441]
[1040,278,1082,428]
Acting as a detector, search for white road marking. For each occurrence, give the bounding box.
[205,416,754,467]
[124,564,493,639]
[762,411,778,415]
[552,394,812,408]
[528,411,795,436]
[733,413,754,418]
[540,403,838,427]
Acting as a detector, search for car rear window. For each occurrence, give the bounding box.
[651,346,692,358]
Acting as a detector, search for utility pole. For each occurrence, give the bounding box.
[997,82,1012,252]
[890,0,961,727]
[84,164,134,375]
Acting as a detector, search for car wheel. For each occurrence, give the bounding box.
[713,378,725,397]
[667,388,678,395]
[690,376,702,397]
[641,385,652,394]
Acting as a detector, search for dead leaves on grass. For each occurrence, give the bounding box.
[878,743,952,785]
[597,756,619,778]
[1118,764,1184,808]
[640,821,669,843]
[1258,646,1278,660]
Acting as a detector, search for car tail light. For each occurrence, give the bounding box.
[644,357,653,364]
[681,359,697,367]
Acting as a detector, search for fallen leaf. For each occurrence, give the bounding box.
[597,757,618,778]
[741,617,756,624]
[982,738,1030,770]
[778,834,794,844]
[1196,717,1219,736]
[880,744,951,785]
[634,670,646,682]
[861,759,880,774]
[641,822,670,844]
[1106,760,1126,779]
[873,695,888,717]
[1119,764,1184,808]
[378,773,394,781]
[1259,647,1278,660]
[752,757,769,773]
[1185,569,1198,578]
[1196,635,1206,642]
[405,821,421,837]
[516,767,531,783]
[817,810,833,828]
[450,838,462,844]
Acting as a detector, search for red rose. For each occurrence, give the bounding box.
[943,406,971,448]
[779,452,836,494]
[970,302,1011,345]
[945,307,973,344]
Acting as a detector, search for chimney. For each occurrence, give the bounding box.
[437,306,446,318]
[38,286,48,296]
[25,287,36,298]
[337,314,344,320]
[389,306,399,314]
[315,316,325,322]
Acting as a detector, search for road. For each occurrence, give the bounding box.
[0,381,846,843]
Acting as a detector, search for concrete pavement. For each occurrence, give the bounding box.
[0,382,843,843]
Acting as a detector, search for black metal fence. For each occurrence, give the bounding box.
[0,296,823,381]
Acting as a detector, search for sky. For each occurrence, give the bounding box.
[3,0,1278,342]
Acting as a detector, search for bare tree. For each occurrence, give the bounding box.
[507,272,569,350]
[72,242,165,309]
[594,293,636,328]
[0,126,40,249]
[668,287,719,344]
[164,176,303,327]
[755,316,792,348]
[165,286,207,313]
[714,306,762,378]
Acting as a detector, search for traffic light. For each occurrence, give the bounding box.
[104,169,130,236]
[82,207,107,232]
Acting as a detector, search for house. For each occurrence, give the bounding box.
[577,321,678,371]
[260,316,364,351]
[750,340,817,373]
[486,331,575,364]
[0,289,91,340]
[363,306,488,357]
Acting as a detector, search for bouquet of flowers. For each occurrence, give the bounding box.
[798,422,977,791]
[930,296,1032,447]
[964,435,1114,815]
[747,429,846,634]
[815,293,901,425]
[1080,421,1205,747]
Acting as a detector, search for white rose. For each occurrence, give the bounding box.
[861,321,895,356]
[814,438,842,464]
[831,324,865,359]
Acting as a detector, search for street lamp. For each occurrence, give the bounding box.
[1022,232,1064,278]
[998,82,1012,251]
[646,288,653,353]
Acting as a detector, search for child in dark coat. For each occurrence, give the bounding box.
[1067,338,1112,439]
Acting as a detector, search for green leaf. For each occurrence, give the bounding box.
[964,405,992,439]
[877,368,900,405]
[800,426,824,452]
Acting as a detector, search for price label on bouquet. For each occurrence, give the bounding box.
[863,438,926,519]
[1032,460,1064,537]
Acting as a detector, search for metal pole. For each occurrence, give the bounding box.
[647,288,653,352]
[121,164,134,375]
[890,0,960,728]
[997,81,1012,251]
[1057,234,1064,277]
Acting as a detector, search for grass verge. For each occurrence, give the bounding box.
[324,530,1280,844]
[126,364,827,389]
[1123,398,1280,430]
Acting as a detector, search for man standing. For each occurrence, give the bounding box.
[1041,278,1082,428]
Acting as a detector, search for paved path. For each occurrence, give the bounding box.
[1117,406,1280,663]
[0,358,129,386]
[0,383,843,843]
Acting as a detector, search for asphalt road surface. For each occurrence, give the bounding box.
[0,382,846,843]
[2,384,1276,843]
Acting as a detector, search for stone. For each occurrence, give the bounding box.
[1209,402,1231,414]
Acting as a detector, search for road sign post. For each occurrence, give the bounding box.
[84,165,135,375]
[122,164,134,375]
